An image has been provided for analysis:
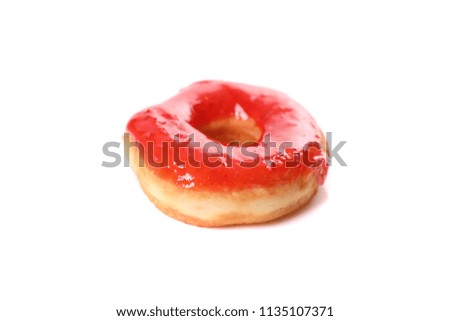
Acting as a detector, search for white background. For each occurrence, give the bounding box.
[1,1,449,320]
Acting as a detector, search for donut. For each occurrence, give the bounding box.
[125,81,328,227]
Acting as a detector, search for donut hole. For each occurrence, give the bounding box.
[197,118,262,146]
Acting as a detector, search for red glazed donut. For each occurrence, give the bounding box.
[125,81,327,227]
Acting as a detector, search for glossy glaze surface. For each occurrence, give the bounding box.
[126,81,327,190]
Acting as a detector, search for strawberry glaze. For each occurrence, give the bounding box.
[126,81,327,190]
